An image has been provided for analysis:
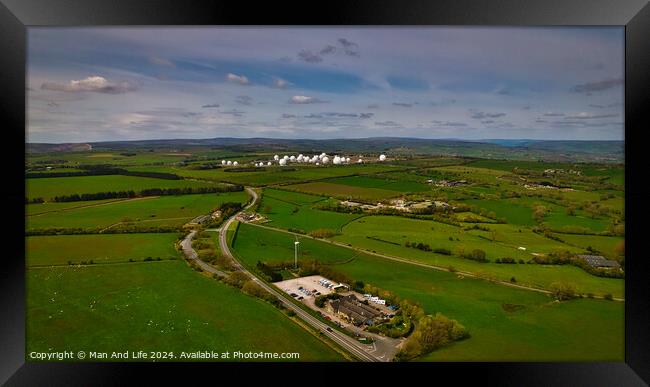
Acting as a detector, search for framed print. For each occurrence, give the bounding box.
[1,0,649,385]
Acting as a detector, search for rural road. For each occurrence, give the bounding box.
[186,187,387,362]
[246,222,625,302]
[180,230,228,278]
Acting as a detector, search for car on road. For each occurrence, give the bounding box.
[298,296,304,300]
[326,327,333,332]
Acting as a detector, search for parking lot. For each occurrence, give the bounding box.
[274,275,354,327]
[274,275,335,301]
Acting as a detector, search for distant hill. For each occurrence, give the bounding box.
[27,143,93,153]
[26,137,623,163]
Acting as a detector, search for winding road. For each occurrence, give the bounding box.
[183,185,622,362]
[185,187,389,362]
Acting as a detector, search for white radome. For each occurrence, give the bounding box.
[316,162,320,166]
[358,159,363,163]
[333,156,342,165]
[227,160,233,165]
[379,154,387,161]
[233,161,239,166]
[283,155,289,160]
[221,160,226,165]
[274,155,280,161]
[322,156,330,164]
[290,155,296,162]
[267,161,272,166]
[346,157,351,163]
[279,158,287,166]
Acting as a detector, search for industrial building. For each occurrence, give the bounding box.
[327,294,382,326]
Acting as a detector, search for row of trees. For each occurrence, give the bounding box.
[27,165,182,180]
[51,185,243,202]
[220,272,282,308]
[404,241,452,255]
[26,225,183,236]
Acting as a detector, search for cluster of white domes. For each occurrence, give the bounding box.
[222,153,388,168]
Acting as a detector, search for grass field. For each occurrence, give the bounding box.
[26,233,181,266]
[233,223,359,266]
[332,216,622,297]
[162,163,405,186]
[325,176,431,193]
[231,224,623,361]
[26,191,249,230]
[258,189,363,233]
[262,188,326,204]
[26,175,217,200]
[26,260,345,361]
[463,199,535,226]
[285,182,400,201]
[26,199,124,216]
[553,233,624,259]
[543,210,610,232]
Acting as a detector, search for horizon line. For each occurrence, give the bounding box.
[26,136,625,145]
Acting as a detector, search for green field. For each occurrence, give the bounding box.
[553,233,624,259]
[285,182,400,201]
[26,191,249,230]
[543,210,610,232]
[258,189,363,232]
[233,224,358,266]
[27,175,217,200]
[326,176,431,193]
[332,216,622,297]
[26,260,345,361]
[25,147,624,362]
[26,199,124,216]
[231,223,623,361]
[463,199,535,226]
[27,233,181,266]
[158,163,405,186]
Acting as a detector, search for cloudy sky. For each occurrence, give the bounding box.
[28,27,624,143]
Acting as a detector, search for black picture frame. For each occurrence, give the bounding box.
[1,0,648,385]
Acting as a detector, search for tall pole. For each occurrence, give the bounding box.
[294,241,300,269]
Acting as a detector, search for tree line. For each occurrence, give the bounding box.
[27,165,184,180]
[26,224,183,236]
[50,185,243,203]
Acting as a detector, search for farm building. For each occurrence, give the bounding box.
[327,294,382,326]
[576,255,621,269]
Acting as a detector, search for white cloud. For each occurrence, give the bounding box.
[289,95,327,104]
[41,76,138,94]
[565,112,618,119]
[226,73,250,85]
